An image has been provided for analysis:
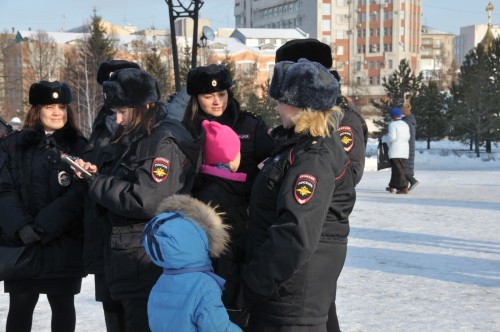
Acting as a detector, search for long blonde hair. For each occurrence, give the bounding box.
[292,106,344,138]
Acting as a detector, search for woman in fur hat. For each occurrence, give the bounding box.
[142,194,241,332]
[0,81,87,332]
[242,59,356,331]
[74,68,202,331]
[183,63,277,199]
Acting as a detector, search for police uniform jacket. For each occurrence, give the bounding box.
[242,125,356,326]
[81,106,119,274]
[193,98,277,197]
[87,105,202,300]
[337,95,368,186]
[0,125,87,279]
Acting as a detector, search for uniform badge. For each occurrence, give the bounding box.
[338,126,354,152]
[294,174,317,204]
[151,157,170,183]
[58,171,72,187]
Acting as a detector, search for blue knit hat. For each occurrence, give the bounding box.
[390,108,402,119]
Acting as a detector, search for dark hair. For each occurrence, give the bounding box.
[23,104,82,136]
[182,88,236,137]
[112,103,158,143]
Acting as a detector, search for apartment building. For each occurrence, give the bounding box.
[420,25,455,90]
[235,0,422,103]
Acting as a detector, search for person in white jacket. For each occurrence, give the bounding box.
[382,108,410,194]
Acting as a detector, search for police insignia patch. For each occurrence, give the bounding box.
[294,174,316,204]
[57,171,71,187]
[151,158,170,183]
[338,126,354,152]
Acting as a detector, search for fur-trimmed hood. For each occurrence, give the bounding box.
[142,195,230,270]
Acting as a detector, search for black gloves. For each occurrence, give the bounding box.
[17,224,43,245]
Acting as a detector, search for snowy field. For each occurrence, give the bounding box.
[1,139,499,331]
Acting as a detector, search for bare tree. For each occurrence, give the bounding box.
[23,30,60,83]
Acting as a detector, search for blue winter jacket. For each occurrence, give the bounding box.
[143,209,241,332]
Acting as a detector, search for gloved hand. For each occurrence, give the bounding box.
[17,224,42,245]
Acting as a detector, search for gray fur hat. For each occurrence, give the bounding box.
[103,68,160,107]
[270,58,339,111]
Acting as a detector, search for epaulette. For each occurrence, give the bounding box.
[336,95,350,109]
[241,110,261,119]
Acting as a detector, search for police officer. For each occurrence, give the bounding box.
[275,38,368,331]
[75,68,202,331]
[182,64,277,198]
[81,60,140,332]
[0,81,87,332]
[242,59,356,331]
[275,38,368,186]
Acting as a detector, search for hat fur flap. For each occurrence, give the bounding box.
[97,60,140,85]
[276,38,333,69]
[103,68,160,107]
[155,195,230,258]
[270,58,339,111]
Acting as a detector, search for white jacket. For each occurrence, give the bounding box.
[382,120,410,159]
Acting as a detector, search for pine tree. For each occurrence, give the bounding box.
[179,41,192,87]
[144,49,170,102]
[412,81,448,149]
[448,37,500,157]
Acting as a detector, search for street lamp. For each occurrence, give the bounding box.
[198,25,214,66]
[165,0,204,92]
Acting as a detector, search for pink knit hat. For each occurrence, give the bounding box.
[202,120,240,165]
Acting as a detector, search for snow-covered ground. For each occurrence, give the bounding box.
[1,139,499,331]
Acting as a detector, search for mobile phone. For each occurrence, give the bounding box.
[61,154,93,179]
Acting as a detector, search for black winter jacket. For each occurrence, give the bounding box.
[87,107,202,300]
[243,127,356,326]
[0,126,87,279]
[337,95,368,186]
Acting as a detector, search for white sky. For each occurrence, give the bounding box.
[1,138,500,331]
[0,1,499,35]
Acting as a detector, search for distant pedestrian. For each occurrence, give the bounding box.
[382,108,410,194]
[402,96,419,191]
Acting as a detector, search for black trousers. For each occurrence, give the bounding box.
[389,158,407,190]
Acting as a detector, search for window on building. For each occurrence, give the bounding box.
[388,59,393,69]
[376,76,381,85]
[337,0,346,6]
[369,76,373,85]
[369,61,373,69]
[323,3,331,15]
[337,14,346,23]
[323,20,331,30]
[336,30,345,39]
[337,45,345,55]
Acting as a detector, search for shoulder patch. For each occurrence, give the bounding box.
[294,174,317,204]
[338,126,354,152]
[151,157,170,183]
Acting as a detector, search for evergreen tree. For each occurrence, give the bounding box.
[244,79,279,128]
[373,59,422,136]
[179,41,192,87]
[412,81,448,149]
[144,49,170,102]
[448,37,500,157]
[220,49,240,100]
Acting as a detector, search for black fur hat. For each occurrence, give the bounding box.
[97,60,140,85]
[29,81,72,106]
[186,64,232,96]
[103,68,161,107]
[269,58,339,111]
[276,38,333,69]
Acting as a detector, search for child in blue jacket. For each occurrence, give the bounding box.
[142,194,241,332]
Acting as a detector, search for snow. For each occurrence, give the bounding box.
[1,139,500,331]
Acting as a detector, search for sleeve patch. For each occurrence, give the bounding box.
[294,174,317,204]
[151,157,170,183]
[339,126,354,152]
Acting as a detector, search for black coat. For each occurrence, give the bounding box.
[192,168,249,312]
[242,128,356,326]
[403,114,416,176]
[88,107,202,300]
[0,126,87,279]
[337,95,368,186]
[80,106,120,274]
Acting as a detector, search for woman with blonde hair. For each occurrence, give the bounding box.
[242,59,356,331]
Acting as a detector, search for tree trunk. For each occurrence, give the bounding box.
[486,139,491,153]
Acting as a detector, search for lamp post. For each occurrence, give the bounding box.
[165,0,204,92]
